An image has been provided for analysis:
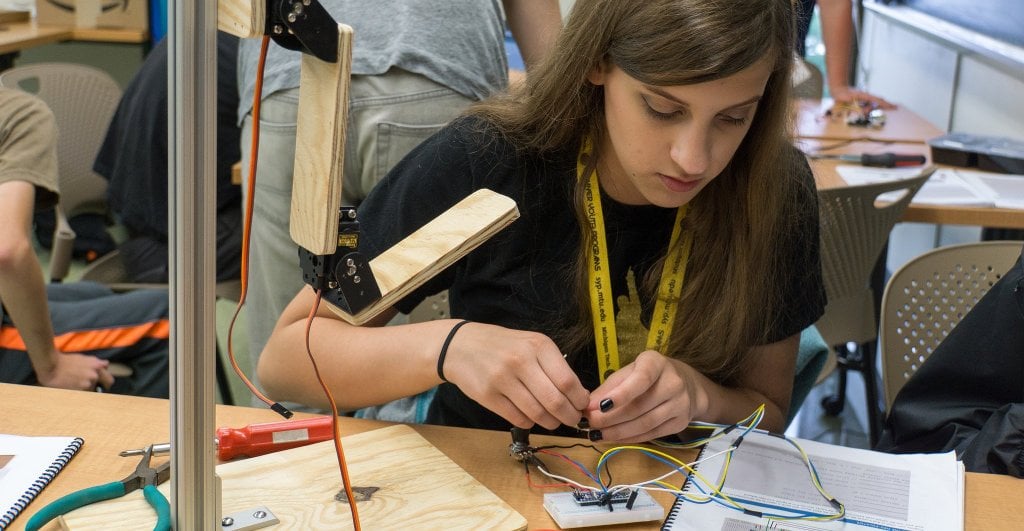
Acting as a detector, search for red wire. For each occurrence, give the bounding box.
[525,467,575,490]
[536,448,596,478]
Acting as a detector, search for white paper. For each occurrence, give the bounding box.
[835,165,1024,209]
[0,434,81,524]
[663,430,963,531]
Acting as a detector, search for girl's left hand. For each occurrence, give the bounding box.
[583,350,708,443]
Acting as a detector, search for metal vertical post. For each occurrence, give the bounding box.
[168,0,218,526]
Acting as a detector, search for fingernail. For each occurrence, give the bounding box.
[599,398,614,412]
[577,417,589,430]
[587,429,603,442]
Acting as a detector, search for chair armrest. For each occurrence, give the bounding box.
[49,207,76,283]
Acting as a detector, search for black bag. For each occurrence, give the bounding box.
[876,244,1024,477]
[34,208,117,263]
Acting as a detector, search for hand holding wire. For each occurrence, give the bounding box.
[439,322,589,431]
[584,351,704,443]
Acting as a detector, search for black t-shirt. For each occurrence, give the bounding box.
[93,33,242,239]
[796,0,817,57]
[357,116,825,435]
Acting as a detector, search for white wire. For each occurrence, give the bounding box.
[603,446,736,496]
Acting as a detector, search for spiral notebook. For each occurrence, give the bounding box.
[661,430,963,530]
[0,434,84,529]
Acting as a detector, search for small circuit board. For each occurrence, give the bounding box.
[543,489,664,528]
[571,488,635,507]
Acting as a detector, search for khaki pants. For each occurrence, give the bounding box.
[239,68,473,414]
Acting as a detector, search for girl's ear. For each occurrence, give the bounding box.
[587,59,610,86]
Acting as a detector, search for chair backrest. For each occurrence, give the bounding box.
[880,240,1022,411]
[78,248,244,300]
[0,63,122,281]
[0,63,121,217]
[814,168,934,348]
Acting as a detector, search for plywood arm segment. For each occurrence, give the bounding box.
[311,189,520,325]
[218,0,519,326]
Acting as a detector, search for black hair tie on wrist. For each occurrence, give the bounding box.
[437,320,471,383]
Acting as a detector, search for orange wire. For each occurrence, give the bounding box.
[305,290,361,531]
[226,35,277,407]
[226,35,361,530]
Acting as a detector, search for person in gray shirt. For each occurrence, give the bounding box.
[236,0,561,417]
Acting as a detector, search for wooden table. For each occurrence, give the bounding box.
[2,383,1022,530]
[0,22,71,56]
[68,27,148,44]
[796,99,1024,229]
[0,21,147,71]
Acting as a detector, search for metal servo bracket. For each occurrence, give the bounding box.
[298,206,383,315]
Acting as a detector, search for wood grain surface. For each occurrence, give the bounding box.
[60,425,527,530]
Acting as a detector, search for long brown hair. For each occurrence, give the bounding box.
[470,0,802,384]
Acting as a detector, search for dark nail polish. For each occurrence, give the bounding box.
[588,429,603,442]
[599,398,614,412]
[577,417,590,430]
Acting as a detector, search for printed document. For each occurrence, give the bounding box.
[836,165,1024,209]
[663,430,964,531]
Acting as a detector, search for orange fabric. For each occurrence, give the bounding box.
[0,319,169,352]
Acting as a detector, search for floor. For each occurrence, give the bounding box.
[787,366,872,450]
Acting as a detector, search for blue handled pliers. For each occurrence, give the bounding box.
[26,444,171,531]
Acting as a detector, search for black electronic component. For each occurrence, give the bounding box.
[509,427,533,462]
[929,132,1024,174]
[571,488,634,508]
[298,206,382,314]
[265,0,340,62]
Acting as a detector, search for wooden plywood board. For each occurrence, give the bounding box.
[218,0,263,38]
[330,188,520,325]
[289,24,353,255]
[61,425,527,530]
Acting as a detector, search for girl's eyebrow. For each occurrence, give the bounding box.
[645,85,762,111]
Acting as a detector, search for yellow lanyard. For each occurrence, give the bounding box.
[578,141,693,382]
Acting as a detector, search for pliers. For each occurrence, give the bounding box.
[26,445,171,531]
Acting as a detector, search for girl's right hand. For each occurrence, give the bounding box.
[440,321,590,431]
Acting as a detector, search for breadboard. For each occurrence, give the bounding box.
[543,490,664,528]
[60,425,527,530]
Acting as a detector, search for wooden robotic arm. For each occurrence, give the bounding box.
[219,0,518,324]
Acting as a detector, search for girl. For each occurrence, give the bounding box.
[259,0,825,442]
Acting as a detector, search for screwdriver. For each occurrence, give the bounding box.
[120,415,336,461]
[810,152,926,168]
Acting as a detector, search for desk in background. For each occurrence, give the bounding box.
[0,20,148,72]
[0,23,70,62]
[796,99,1024,230]
[2,383,1022,530]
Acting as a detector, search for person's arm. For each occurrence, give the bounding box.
[585,334,800,442]
[258,286,590,429]
[817,0,895,108]
[0,181,113,390]
[502,0,562,71]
